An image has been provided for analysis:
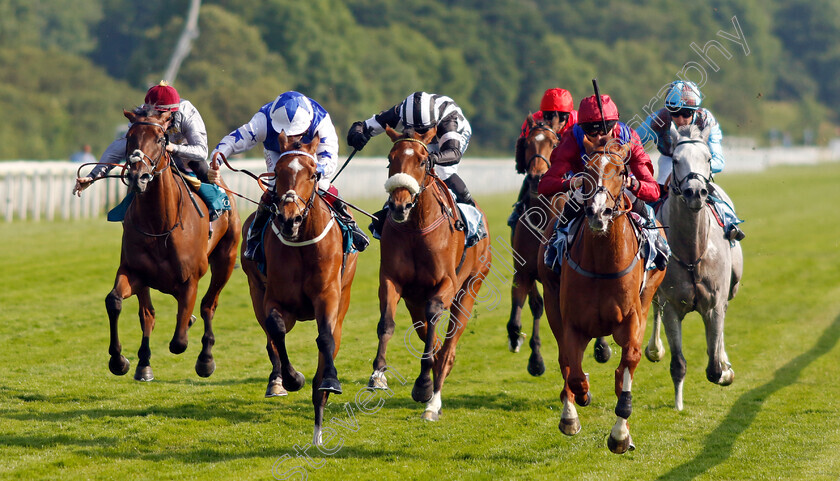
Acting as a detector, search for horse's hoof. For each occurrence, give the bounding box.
[195,358,215,378]
[411,377,434,403]
[169,338,188,355]
[608,434,635,454]
[527,353,545,377]
[319,378,342,394]
[575,391,592,407]
[188,315,197,328]
[421,410,440,422]
[644,344,662,362]
[134,365,154,382]
[283,371,305,392]
[509,332,526,353]
[594,339,612,364]
[719,368,735,386]
[265,379,288,397]
[109,355,130,376]
[368,371,389,390]
[559,417,581,436]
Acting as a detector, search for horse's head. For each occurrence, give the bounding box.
[670,124,712,211]
[522,115,558,194]
[124,108,173,194]
[579,135,630,233]
[383,125,437,223]
[271,132,320,239]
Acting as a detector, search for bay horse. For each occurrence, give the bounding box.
[368,126,491,421]
[508,115,612,376]
[645,124,743,410]
[538,136,665,453]
[106,108,241,381]
[240,133,357,446]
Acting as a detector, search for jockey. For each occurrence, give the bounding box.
[209,91,369,260]
[538,94,668,270]
[348,91,473,197]
[73,82,228,221]
[508,88,578,228]
[636,80,745,241]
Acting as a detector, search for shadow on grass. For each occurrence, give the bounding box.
[657,313,840,481]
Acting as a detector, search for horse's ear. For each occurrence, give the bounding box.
[159,111,172,124]
[697,125,711,144]
[581,130,597,153]
[526,112,536,129]
[420,127,437,145]
[277,132,288,148]
[304,133,320,152]
[385,125,401,142]
[668,122,681,145]
[124,109,136,123]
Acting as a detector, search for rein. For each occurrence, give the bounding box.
[269,149,333,246]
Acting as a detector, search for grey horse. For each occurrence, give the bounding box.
[645,124,743,411]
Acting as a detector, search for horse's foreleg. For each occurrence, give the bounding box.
[662,303,687,410]
[134,287,155,381]
[506,275,529,353]
[609,316,643,454]
[314,296,342,394]
[170,280,198,355]
[703,304,734,386]
[264,308,305,392]
[645,296,666,362]
[527,284,546,376]
[410,297,444,405]
[563,328,591,408]
[370,278,401,390]
[106,268,137,376]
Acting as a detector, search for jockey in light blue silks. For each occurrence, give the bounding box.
[636,80,745,241]
[209,91,369,260]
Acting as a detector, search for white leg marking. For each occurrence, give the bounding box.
[675,379,684,411]
[313,425,323,446]
[562,395,578,421]
[425,391,442,414]
[623,367,632,392]
[611,417,630,441]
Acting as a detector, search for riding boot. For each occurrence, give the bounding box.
[558,198,582,233]
[726,225,746,241]
[444,174,475,206]
[507,179,529,228]
[244,196,272,261]
[632,198,669,270]
[334,199,369,252]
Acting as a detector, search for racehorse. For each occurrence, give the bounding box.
[508,115,611,376]
[538,136,665,454]
[106,108,240,381]
[240,133,358,446]
[644,124,743,411]
[368,126,491,421]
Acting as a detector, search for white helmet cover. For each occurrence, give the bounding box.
[270,91,314,136]
[665,80,703,110]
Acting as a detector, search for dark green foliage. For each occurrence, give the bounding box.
[0,0,836,159]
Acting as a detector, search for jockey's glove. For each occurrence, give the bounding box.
[627,176,640,194]
[347,121,370,151]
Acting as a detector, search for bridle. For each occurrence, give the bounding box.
[670,139,712,198]
[581,147,631,220]
[270,150,320,222]
[389,137,432,210]
[125,121,171,182]
[525,124,558,174]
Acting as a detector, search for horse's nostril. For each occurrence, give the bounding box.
[700,188,708,197]
[585,206,595,216]
[293,215,303,224]
[604,208,613,217]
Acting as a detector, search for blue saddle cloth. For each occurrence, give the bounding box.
[107,172,230,222]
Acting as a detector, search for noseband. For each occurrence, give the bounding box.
[670,139,712,197]
[271,150,320,221]
[126,121,170,180]
[389,137,432,208]
[583,148,631,219]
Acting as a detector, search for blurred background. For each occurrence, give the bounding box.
[1,0,838,161]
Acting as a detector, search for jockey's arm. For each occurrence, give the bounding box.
[74,137,126,196]
[708,122,725,173]
[166,101,208,163]
[211,112,268,165]
[627,132,660,202]
[313,113,339,183]
[538,135,578,197]
[431,116,464,166]
[634,112,661,151]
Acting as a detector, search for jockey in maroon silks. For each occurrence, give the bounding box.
[538,94,667,270]
[508,88,579,227]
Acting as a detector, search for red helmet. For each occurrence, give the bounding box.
[144,81,180,111]
[577,94,619,123]
[539,88,574,112]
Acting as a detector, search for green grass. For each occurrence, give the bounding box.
[1,163,840,480]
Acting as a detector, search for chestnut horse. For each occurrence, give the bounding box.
[106,108,240,381]
[241,133,357,446]
[368,126,491,421]
[538,137,665,453]
[507,115,612,375]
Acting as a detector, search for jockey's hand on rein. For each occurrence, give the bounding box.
[73,176,93,197]
[347,121,370,151]
[626,176,640,194]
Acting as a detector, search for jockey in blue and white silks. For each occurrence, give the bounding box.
[636,80,744,241]
[210,91,368,259]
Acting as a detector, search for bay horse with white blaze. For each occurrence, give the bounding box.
[368,126,491,421]
[538,136,665,453]
[241,133,357,446]
[645,124,743,410]
[106,108,240,381]
[508,115,612,375]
